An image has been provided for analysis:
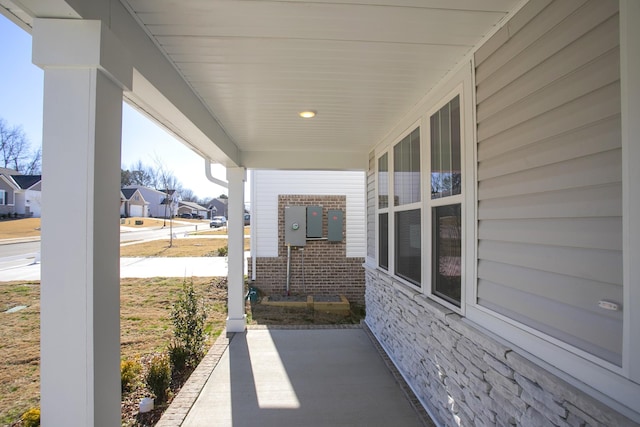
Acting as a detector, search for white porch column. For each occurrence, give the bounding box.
[33,19,132,426]
[226,167,247,332]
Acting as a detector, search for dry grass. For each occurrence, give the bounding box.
[192,226,251,236]
[0,219,41,239]
[0,277,228,426]
[120,238,250,257]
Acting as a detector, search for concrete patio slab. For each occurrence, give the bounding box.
[168,326,432,427]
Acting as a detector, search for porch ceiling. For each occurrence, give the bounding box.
[3,0,521,169]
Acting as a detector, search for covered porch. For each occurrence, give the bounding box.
[1,0,639,425]
[157,325,432,427]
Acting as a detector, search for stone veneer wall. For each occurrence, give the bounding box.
[248,195,365,304]
[365,267,634,427]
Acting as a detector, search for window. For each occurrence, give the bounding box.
[395,209,420,284]
[0,190,5,205]
[429,95,462,307]
[376,127,421,285]
[431,96,460,199]
[378,154,389,269]
[432,204,461,305]
[394,128,421,206]
[378,213,388,270]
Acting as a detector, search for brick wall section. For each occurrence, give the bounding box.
[365,267,634,427]
[248,195,365,304]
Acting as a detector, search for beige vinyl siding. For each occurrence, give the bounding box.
[367,150,376,259]
[475,0,622,365]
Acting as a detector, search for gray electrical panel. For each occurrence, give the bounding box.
[327,209,343,242]
[284,206,306,246]
[306,206,323,238]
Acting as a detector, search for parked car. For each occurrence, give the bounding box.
[180,213,193,219]
[210,216,227,228]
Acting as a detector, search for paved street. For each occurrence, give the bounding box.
[0,223,238,281]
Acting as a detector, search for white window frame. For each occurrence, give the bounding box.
[376,120,423,289]
[423,83,470,314]
[375,151,390,271]
[0,189,5,205]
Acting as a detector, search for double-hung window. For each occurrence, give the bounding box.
[376,128,421,287]
[0,190,5,205]
[429,95,463,307]
[394,129,421,285]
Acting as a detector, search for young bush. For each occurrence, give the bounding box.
[21,407,40,427]
[121,359,142,392]
[216,245,228,257]
[171,280,208,368]
[145,354,171,403]
[168,342,190,373]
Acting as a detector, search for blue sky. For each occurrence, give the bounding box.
[0,14,230,201]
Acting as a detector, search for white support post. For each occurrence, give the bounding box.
[33,19,132,426]
[620,0,640,382]
[226,167,247,332]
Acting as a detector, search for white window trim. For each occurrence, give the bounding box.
[0,189,5,205]
[423,78,473,315]
[376,120,423,288]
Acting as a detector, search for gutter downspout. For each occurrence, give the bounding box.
[204,159,229,188]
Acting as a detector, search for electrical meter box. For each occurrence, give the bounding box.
[284,206,306,246]
[327,209,343,242]
[306,206,323,238]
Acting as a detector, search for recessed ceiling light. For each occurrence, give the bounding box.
[299,110,316,118]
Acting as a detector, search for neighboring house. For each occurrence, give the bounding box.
[122,185,178,218]
[177,200,208,218]
[248,170,366,303]
[207,198,228,219]
[120,188,148,217]
[0,171,42,217]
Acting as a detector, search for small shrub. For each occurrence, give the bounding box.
[168,342,190,373]
[145,354,171,403]
[216,245,228,257]
[121,359,142,392]
[21,407,40,427]
[171,280,208,368]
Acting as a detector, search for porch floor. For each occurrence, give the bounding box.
[158,325,433,427]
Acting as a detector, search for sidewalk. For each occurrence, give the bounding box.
[0,254,247,281]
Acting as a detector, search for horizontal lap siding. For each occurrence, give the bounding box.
[475,0,622,364]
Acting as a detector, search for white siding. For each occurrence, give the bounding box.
[252,170,366,258]
[475,0,622,365]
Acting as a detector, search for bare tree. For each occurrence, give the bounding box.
[121,160,156,187]
[0,118,41,174]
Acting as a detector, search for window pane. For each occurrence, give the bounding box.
[378,213,388,270]
[394,128,420,206]
[432,204,461,306]
[395,209,421,285]
[378,154,388,209]
[431,96,461,199]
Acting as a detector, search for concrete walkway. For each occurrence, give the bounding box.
[158,326,433,427]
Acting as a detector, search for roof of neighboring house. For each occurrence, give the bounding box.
[179,200,208,211]
[11,175,42,190]
[121,188,139,200]
[0,167,18,175]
